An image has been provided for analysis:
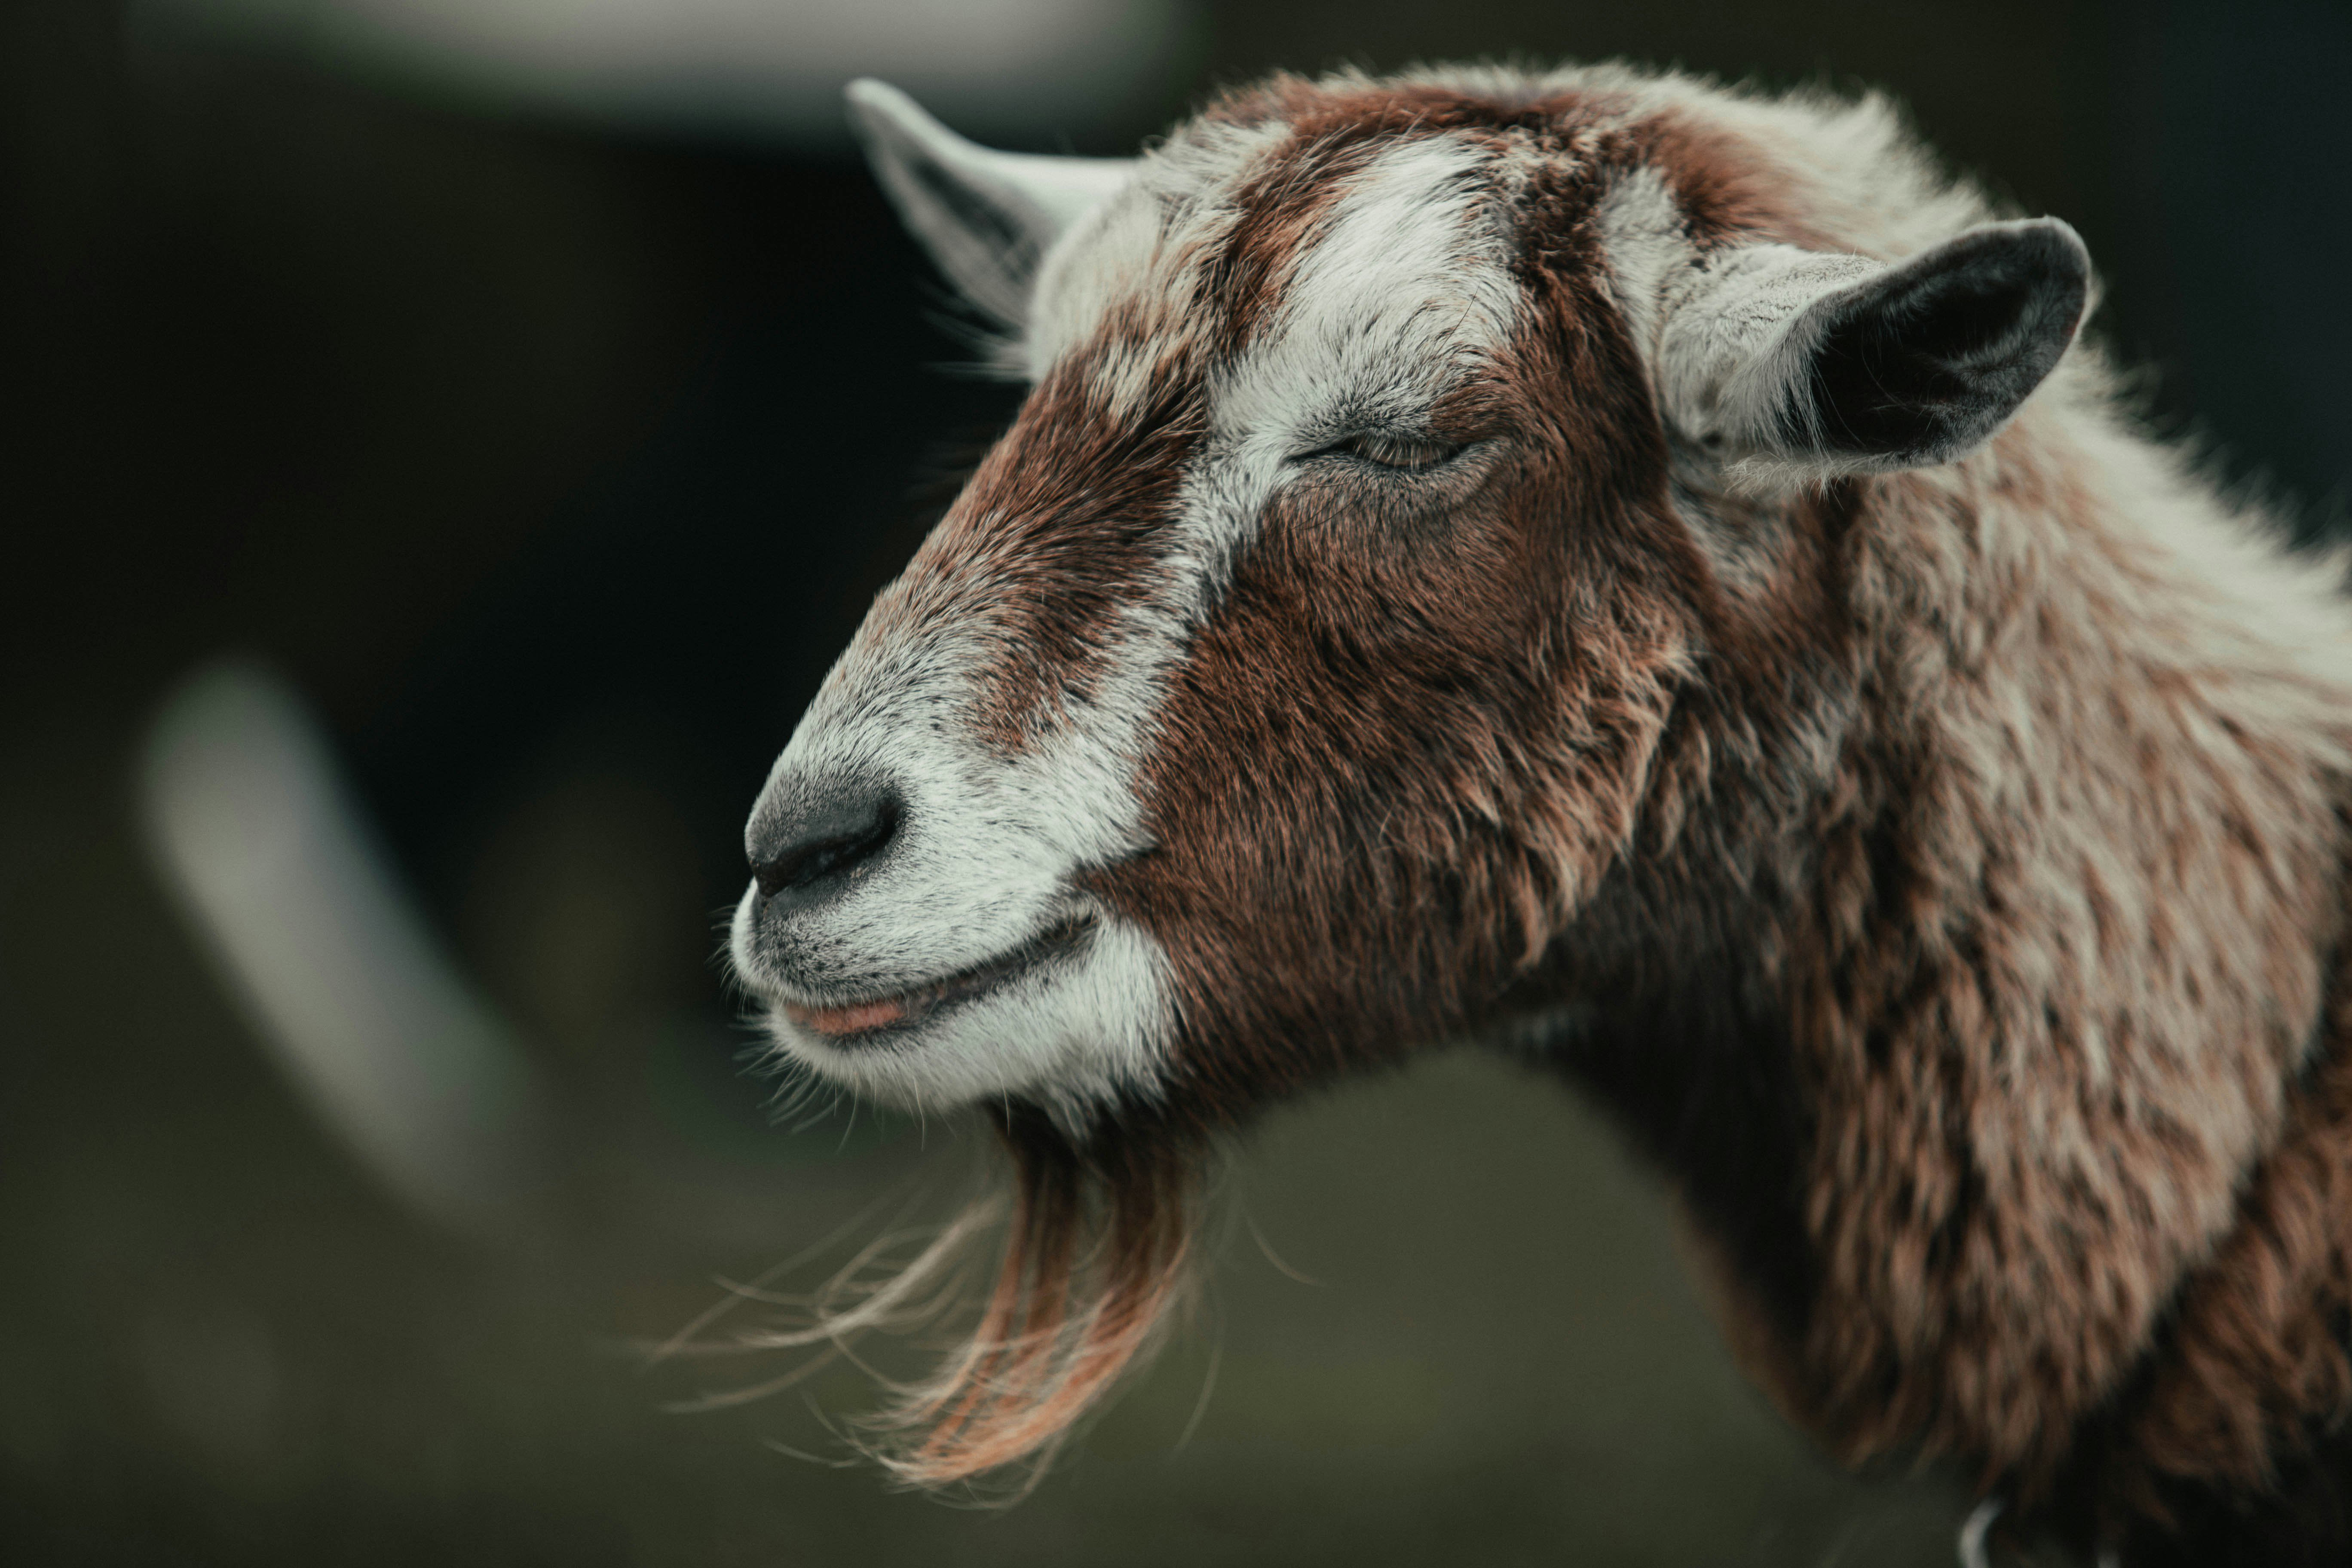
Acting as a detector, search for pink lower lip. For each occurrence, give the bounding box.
[775,917,1093,1041]
[784,995,912,1036]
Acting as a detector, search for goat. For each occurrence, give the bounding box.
[725,63,2352,1565]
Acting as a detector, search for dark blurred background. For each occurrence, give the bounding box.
[5,2,2348,1563]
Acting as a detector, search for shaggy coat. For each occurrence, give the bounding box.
[727,64,2352,1565]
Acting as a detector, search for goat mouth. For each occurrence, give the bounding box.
[780,917,1094,1041]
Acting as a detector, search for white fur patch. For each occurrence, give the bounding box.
[1594,167,1686,372]
[1176,135,1520,610]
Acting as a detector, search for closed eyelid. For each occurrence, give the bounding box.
[1294,431,1466,472]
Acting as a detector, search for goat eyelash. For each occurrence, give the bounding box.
[1302,432,1465,473]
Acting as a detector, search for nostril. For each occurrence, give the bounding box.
[750,789,902,905]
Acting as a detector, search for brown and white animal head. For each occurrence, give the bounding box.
[730,68,2084,1123]
[725,64,2100,1487]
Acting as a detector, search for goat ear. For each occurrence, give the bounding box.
[845,79,1136,333]
[1659,218,2091,472]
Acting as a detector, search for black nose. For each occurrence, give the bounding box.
[749,781,903,910]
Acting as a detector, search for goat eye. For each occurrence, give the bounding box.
[1313,432,1464,473]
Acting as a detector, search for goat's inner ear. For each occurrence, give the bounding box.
[1781,219,2091,468]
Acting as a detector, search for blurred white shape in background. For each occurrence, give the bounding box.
[140,663,548,1240]
[131,0,1196,144]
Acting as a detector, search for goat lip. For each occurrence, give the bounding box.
[779,917,1093,1042]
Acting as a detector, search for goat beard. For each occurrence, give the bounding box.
[867,1103,1200,1488]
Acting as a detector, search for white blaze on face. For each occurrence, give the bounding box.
[1184,135,1522,583]
[728,129,1523,1130]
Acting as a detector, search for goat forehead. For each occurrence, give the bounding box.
[1030,129,1519,417]
[1218,134,1521,441]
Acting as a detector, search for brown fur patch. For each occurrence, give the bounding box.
[2103,943,2352,1522]
[1608,107,1843,252]
[866,309,1206,751]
